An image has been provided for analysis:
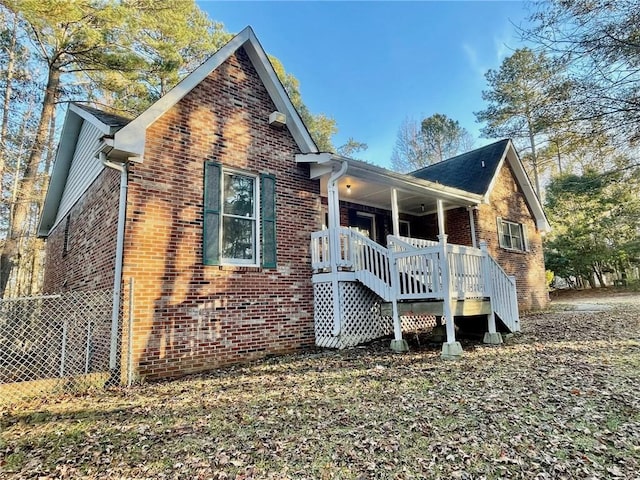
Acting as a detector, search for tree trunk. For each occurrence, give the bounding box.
[592,264,606,288]
[527,122,541,199]
[29,104,58,295]
[0,66,60,297]
[0,13,18,199]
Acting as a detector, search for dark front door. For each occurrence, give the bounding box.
[349,211,376,242]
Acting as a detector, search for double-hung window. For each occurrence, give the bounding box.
[203,162,276,267]
[497,217,528,252]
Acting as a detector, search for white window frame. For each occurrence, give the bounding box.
[497,217,528,252]
[353,211,377,242]
[220,168,260,266]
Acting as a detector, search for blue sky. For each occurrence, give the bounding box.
[198,1,531,168]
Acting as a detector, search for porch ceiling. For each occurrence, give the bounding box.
[298,153,483,215]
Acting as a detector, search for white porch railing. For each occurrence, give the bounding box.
[388,236,485,300]
[486,255,520,332]
[388,235,439,251]
[350,232,393,301]
[311,228,520,332]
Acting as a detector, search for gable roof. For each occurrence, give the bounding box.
[412,139,550,231]
[108,26,318,160]
[38,103,132,237]
[39,27,318,237]
[411,139,510,195]
[72,103,131,129]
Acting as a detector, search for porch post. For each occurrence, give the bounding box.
[390,188,400,236]
[389,253,408,352]
[328,162,348,336]
[480,241,502,345]
[439,233,463,359]
[437,199,446,236]
[467,206,478,248]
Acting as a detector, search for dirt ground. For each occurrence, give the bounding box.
[1,287,639,479]
[549,287,640,309]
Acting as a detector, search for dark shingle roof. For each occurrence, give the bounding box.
[410,139,510,195]
[73,103,131,129]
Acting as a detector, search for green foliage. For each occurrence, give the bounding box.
[526,0,640,144]
[269,55,337,152]
[545,270,554,288]
[544,167,640,286]
[391,113,473,173]
[95,2,232,114]
[337,137,368,158]
[420,113,474,163]
[475,48,570,196]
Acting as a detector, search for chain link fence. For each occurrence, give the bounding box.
[0,289,116,405]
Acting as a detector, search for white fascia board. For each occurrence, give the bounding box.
[243,30,317,154]
[482,144,510,204]
[500,141,551,232]
[345,157,483,205]
[310,163,333,179]
[37,108,84,237]
[113,26,318,159]
[295,152,333,164]
[299,152,482,205]
[68,103,113,135]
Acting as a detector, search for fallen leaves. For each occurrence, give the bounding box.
[1,292,640,479]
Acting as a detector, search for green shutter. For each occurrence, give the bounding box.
[261,174,277,268]
[203,162,221,265]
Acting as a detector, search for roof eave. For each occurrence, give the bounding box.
[296,153,484,205]
[501,140,551,232]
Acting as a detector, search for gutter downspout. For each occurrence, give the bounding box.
[102,153,128,381]
[327,161,348,336]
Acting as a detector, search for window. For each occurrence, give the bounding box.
[203,162,276,267]
[497,217,528,252]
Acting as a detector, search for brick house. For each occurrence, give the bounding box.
[38,27,549,381]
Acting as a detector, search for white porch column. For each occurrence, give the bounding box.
[390,188,400,237]
[388,188,408,352]
[327,162,348,336]
[467,206,478,248]
[480,241,502,345]
[439,233,463,359]
[437,199,446,236]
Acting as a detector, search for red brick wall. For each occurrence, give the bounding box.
[43,168,120,293]
[121,47,320,380]
[444,207,474,246]
[476,162,549,311]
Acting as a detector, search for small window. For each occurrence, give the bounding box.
[63,215,71,255]
[497,218,528,252]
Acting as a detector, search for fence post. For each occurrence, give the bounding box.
[60,318,68,377]
[480,241,502,345]
[127,277,134,387]
[84,320,93,374]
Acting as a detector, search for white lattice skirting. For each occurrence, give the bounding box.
[314,281,438,349]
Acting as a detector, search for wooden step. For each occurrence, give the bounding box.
[381,298,491,317]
